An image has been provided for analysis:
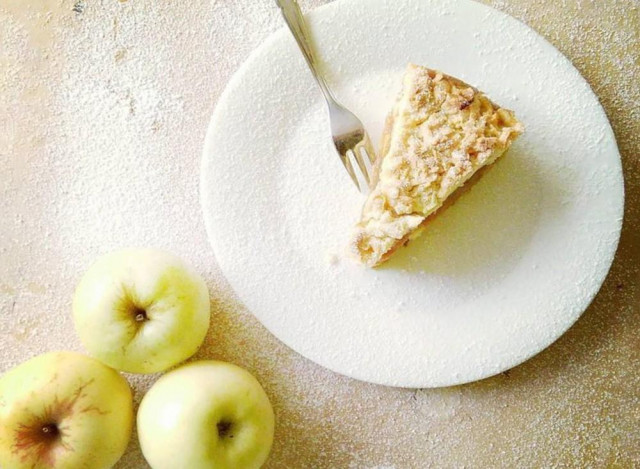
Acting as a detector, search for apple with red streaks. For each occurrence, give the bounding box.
[0,351,133,469]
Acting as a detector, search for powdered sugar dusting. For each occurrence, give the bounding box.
[1,0,639,467]
[203,0,623,387]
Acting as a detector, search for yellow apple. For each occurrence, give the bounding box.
[137,361,275,469]
[0,351,133,469]
[73,249,210,373]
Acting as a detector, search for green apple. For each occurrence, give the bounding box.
[0,351,133,469]
[73,249,210,373]
[137,361,275,469]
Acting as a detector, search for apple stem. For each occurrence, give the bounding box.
[133,307,148,322]
[41,423,59,437]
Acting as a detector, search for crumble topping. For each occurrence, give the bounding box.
[350,64,524,267]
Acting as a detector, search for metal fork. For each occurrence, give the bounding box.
[276,0,375,193]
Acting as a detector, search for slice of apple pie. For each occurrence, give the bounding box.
[350,64,524,267]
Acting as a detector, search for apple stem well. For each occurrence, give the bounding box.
[133,307,148,322]
[41,423,60,437]
[217,420,233,439]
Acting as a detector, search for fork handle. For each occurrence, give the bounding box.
[275,0,338,105]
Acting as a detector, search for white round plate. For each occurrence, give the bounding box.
[201,0,623,387]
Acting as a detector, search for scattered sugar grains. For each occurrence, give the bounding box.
[270,1,639,467]
[0,0,638,468]
[325,251,340,266]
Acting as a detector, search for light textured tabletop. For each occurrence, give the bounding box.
[1,0,638,467]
